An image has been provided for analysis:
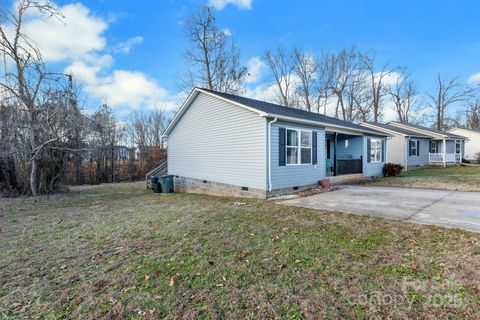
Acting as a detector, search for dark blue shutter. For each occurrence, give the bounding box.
[381,139,385,162]
[416,140,420,156]
[408,141,412,156]
[312,131,317,164]
[279,127,286,166]
[367,138,371,163]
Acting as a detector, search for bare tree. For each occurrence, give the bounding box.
[0,1,86,195]
[429,74,472,130]
[262,46,297,107]
[324,47,361,120]
[464,98,480,130]
[313,53,333,114]
[181,6,246,94]
[361,52,395,122]
[384,69,420,124]
[292,47,316,111]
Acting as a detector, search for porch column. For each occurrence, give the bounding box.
[333,132,337,176]
[443,139,446,167]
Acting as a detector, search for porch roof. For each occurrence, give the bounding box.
[388,122,467,140]
[361,122,431,138]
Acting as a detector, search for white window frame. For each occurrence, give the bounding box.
[430,141,438,153]
[409,139,419,156]
[370,138,383,163]
[286,128,312,166]
[455,140,461,154]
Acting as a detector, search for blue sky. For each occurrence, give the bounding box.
[12,0,480,119]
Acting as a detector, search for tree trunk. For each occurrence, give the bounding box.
[30,158,38,196]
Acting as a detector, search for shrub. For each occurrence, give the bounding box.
[383,163,404,177]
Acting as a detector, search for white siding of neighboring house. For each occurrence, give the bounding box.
[270,122,326,190]
[363,136,386,177]
[449,128,480,161]
[386,135,406,166]
[167,92,267,190]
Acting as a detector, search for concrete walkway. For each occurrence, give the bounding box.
[281,185,480,233]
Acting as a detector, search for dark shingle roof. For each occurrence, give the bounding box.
[388,122,467,140]
[200,88,388,136]
[363,122,431,138]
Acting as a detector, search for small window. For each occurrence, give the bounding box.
[430,141,438,153]
[370,139,383,163]
[286,129,312,165]
[455,141,461,154]
[409,140,419,156]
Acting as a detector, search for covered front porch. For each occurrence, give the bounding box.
[325,132,364,176]
[428,139,462,166]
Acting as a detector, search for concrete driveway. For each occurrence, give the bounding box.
[281,185,480,233]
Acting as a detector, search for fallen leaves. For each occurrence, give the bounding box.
[169,273,181,287]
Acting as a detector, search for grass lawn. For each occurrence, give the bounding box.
[1,182,480,319]
[367,166,480,191]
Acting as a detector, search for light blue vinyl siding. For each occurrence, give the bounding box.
[270,122,326,190]
[363,136,386,177]
[336,135,363,159]
[407,138,430,167]
[167,92,267,190]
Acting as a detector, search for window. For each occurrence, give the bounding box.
[430,141,438,153]
[409,140,419,156]
[286,129,312,165]
[455,141,461,154]
[370,139,383,163]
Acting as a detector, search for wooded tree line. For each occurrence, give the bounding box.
[0,1,168,196]
[181,6,480,131]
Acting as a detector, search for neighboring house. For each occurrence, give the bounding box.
[163,88,389,199]
[360,122,432,169]
[361,121,467,169]
[448,128,480,162]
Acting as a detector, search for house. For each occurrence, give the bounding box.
[162,88,389,199]
[361,121,467,169]
[448,128,480,162]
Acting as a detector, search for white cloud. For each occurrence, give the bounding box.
[222,28,232,37]
[208,0,252,10]
[23,3,107,61]
[467,72,480,84]
[65,60,180,111]
[113,36,144,54]
[8,1,180,112]
[245,56,265,84]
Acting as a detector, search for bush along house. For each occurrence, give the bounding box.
[163,88,389,199]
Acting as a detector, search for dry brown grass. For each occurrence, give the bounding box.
[1,182,479,319]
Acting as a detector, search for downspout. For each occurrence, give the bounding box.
[405,137,409,171]
[443,138,447,167]
[267,117,278,192]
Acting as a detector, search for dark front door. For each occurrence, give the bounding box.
[326,139,331,159]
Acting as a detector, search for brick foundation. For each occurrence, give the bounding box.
[173,176,267,199]
[173,174,366,199]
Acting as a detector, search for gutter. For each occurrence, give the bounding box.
[267,117,278,192]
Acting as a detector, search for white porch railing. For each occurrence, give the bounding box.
[429,153,461,164]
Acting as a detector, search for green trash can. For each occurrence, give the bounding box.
[160,175,174,194]
[150,176,161,193]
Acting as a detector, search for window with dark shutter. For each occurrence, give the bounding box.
[367,138,371,163]
[279,127,286,166]
[312,132,317,164]
[382,139,385,162]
